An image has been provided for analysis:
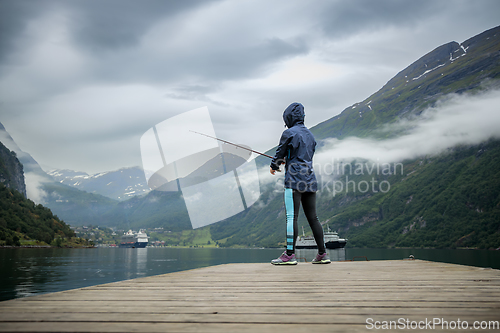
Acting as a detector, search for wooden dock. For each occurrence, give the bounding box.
[0,260,499,332]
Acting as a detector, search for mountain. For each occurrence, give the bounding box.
[0,122,151,203]
[210,25,500,250]
[47,167,150,201]
[0,122,49,179]
[0,143,76,246]
[0,141,26,197]
[303,25,500,249]
[45,145,250,202]
[0,122,122,226]
[312,25,500,140]
[104,190,190,231]
[0,122,226,229]
[40,181,119,226]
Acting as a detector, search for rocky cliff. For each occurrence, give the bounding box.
[0,141,26,197]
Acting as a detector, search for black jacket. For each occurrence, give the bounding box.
[270,103,317,192]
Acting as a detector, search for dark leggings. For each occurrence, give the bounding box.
[284,189,326,255]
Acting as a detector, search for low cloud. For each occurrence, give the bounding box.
[314,89,500,175]
[24,172,48,204]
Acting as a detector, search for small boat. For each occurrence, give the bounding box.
[296,226,347,249]
[119,230,149,248]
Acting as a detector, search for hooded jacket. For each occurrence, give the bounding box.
[270,102,317,192]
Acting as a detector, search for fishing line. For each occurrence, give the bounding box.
[190,130,274,159]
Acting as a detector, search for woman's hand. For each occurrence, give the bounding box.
[270,167,281,175]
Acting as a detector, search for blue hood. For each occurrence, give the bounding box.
[283,102,305,128]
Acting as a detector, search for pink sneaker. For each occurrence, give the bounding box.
[312,252,331,264]
[271,251,298,265]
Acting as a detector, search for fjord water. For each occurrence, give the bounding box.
[1,247,498,301]
[0,247,285,301]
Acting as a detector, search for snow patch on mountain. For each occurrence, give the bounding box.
[48,167,150,200]
[412,63,447,81]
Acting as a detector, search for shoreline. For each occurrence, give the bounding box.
[0,245,95,249]
[1,245,499,250]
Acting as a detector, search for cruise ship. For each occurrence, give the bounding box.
[295,226,347,249]
[119,230,149,248]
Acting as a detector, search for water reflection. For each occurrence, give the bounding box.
[0,247,285,302]
[136,248,148,276]
[0,249,66,300]
[123,248,149,279]
[295,248,346,262]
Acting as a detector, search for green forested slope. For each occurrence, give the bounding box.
[322,140,500,249]
[0,184,77,246]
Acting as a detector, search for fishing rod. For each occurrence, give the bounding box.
[190,130,274,159]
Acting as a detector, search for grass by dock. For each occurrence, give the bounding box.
[0,260,499,332]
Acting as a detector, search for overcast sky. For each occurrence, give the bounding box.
[1,0,499,174]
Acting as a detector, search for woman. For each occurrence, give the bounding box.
[270,102,330,265]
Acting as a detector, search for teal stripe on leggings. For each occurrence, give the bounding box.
[284,188,294,251]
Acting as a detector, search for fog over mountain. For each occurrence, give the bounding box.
[314,88,500,174]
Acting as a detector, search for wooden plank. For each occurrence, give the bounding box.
[0,305,497,315]
[2,300,499,310]
[0,323,386,333]
[0,322,495,333]
[11,288,498,301]
[0,260,499,333]
[1,312,499,323]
